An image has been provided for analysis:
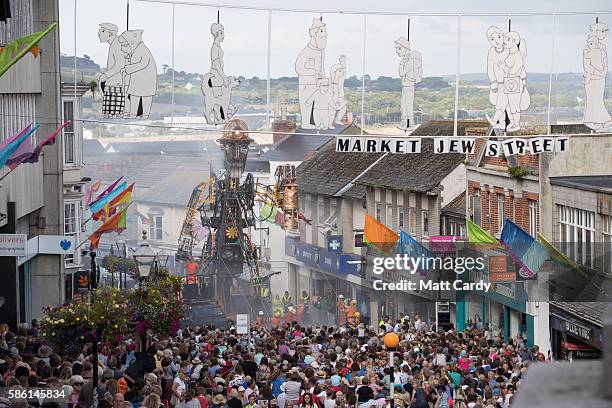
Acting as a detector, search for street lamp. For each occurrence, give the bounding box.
[133,231,158,281]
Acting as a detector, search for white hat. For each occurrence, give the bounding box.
[258,311,264,316]
[338,295,344,299]
[99,22,119,33]
[311,18,326,29]
[395,36,410,49]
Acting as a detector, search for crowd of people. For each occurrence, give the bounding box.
[0,314,545,408]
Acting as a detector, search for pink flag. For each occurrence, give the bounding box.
[90,176,124,206]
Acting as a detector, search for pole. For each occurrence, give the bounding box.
[389,350,395,408]
[90,251,99,408]
[361,14,367,134]
[266,10,272,129]
[452,15,462,137]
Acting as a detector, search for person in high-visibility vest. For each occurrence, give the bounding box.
[272,294,283,316]
[271,311,281,327]
[347,300,357,325]
[185,258,199,298]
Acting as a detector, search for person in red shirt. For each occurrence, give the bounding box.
[196,386,209,408]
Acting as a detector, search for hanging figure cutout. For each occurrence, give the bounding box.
[201,23,239,125]
[583,22,612,131]
[97,23,126,118]
[306,78,334,130]
[295,18,328,129]
[118,30,157,119]
[395,37,422,131]
[486,28,530,132]
[330,55,348,125]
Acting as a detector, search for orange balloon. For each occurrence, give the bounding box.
[383,332,400,349]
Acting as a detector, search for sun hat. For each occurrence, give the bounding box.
[70,375,84,385]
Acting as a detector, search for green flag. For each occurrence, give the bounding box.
[259,204,277,223]
[0,22,58,78]
[467,219,499,245]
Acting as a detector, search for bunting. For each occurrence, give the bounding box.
[0,22,58,78]
[364,214,399,254]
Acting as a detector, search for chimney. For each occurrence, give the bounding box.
[272,100,296,144]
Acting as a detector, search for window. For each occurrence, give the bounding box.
[409,208,417,234]
[421,210,429,236]
[448,220,456,236]
[398,206,405,229]
[558,205,595,268]
[603,215,612,274]
[529,200,539,237]
[150,215,163,240]
[304,194,312,218]
[472,189,481,224]
[64,201,79,265]
[497,194,505,232]
[375,203,381,221]
[63,101,75,165]
[386,205,394,228]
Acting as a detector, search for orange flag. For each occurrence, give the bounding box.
[364,213,399,254]
[88,207,128,249]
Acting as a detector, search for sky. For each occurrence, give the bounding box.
[59,0,612,78]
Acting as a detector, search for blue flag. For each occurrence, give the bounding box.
[500,219,548,279]
[0,124,38,168]
[89,182,127,213]
[397,230,432,276]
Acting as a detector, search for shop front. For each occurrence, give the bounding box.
[550,305,603,360]
[285,236,376,325]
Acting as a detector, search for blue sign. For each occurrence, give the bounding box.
[285,236,361,277]
[327,235,342,253]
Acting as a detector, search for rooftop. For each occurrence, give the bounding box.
[257,123,361,162]
[442,193,466,216]
[356,120,489,193]
[549,175,612,194]
[138,165,211,207]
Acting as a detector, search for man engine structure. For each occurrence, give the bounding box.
[178,119,299,317]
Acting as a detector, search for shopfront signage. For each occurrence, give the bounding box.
[0,234,26,256]
[564,321,592,342]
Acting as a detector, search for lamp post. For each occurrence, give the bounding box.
[132,231,158,282]
[383,332,400,408]
[90,251,99,407]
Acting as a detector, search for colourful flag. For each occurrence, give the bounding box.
[91,176,124,206]
[364,214,399,254]
[89,182,127,214]
[500,219,548,278]
[5,133,33,170]
[19,121,70,166]
[138,211,151,225]
[88,207,128,250]
[0,22,58,78]
[92,182,134,221]
[0,123,34,150]
[466,219,499,246]
[0,124,38,168]
[84,180,102,205]
[537,232,585,278]
[397,230,432,276]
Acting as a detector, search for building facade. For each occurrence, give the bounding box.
[0,0,66,324]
